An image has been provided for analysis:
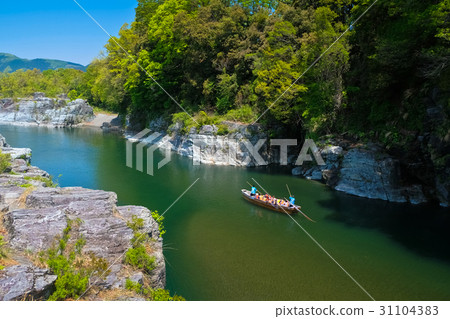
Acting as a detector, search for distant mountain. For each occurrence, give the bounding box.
[0,53,87,72]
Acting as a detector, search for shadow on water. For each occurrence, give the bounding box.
[2,125,450,300]
[318,191,450,263]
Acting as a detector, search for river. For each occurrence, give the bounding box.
[1,124,450,300]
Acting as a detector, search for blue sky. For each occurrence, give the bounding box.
[0,0,138,65]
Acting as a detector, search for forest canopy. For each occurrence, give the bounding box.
[1,0,448,142]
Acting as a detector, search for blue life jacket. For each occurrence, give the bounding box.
[251,187,257,194]
[289,197,295,205]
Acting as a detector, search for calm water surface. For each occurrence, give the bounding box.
[1,125,450,300]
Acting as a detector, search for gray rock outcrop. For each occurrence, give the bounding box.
[335,148,426,204]
[0,136,165,300]
[0,93,94,127]
[0,135,9,148]
[292,142,428,205]
[126,119,276,167]
[126,119,433,204]
[1,147,32,162]
[0,265,57,301]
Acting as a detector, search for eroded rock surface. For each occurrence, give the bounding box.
[0,265,57,301]
[0,93,94,127]
[0,136,165,300]
[292,142,428,205]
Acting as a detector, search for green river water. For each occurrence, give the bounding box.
[1,124,449,301]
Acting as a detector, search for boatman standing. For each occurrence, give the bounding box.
[251,186,257,197]
[289,196,295,207]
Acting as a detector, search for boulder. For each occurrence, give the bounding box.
[0,94,94,127]
[0,265,57,301]
[199,125,217,135]
[0,140,167,300]
[436,174,450,207]
[129,272,145,286]
[33,92,46,99]
[333,148,428,204]
[291,167,304,176]
[308,169,323,181]
[1,186,166,294]
[101,122,112,129]
[335,148,396,201]
[4,207,68,252]
[0,147,32,162]
[149,117,169,133]
[0,134,9,148]
[322,168,339,187]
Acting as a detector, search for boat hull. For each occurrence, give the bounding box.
[241,189,299,215]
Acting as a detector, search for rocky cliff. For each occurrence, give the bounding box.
[0,136,165,300]
[292,142,429,205]
[0,92,94,127]
[128,117,448,207]
[291,90,450,208]
[126,121,267,167]
[125,118,293,167]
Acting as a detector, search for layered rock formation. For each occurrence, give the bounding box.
[126,120,276,167]
[290,87,450,207]
[292,142,428,205]
[0,92,94,127]
[128,117,446,206]
[0,136,165,300]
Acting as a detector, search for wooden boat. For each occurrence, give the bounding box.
[241,189,299,215]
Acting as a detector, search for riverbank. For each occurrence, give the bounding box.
[82,112,121,130]
[1,123,449,300]
[0,134,166,300]
[123,117,449,207]
[0,93,447,207]
[292,140,429,205]
[0,92,124,132]
[0,93,94,127]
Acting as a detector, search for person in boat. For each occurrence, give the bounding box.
[289,196,295,207]
[250,186,257,197]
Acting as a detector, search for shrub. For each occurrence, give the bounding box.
[224,105,256,123]
[127,215,144,233]
[0,150,11,173]
[171,111,223,134]
[151,210,166,237]
[125,212,163,273]
[42,219,109,300]
[152,288,185,301]
[216,124,230,136]
[0,236,6,270]
[125,278,142,292]
[171,112,197,134]
[67,89,79,101]
[197,111,219,126]
[125,246,155,273]
[24,175,57,187]
[125,279,185,301]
